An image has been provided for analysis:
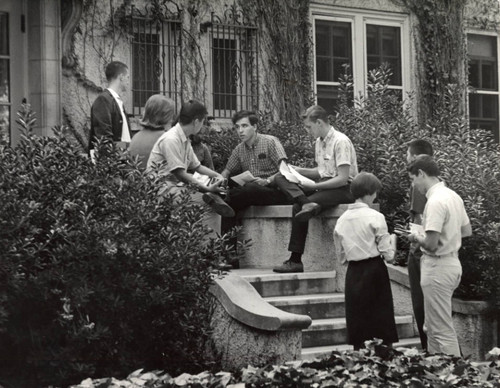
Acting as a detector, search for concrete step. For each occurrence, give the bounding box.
[302,315,415,348]
[301,337,422,360]
[264,293,345,319]
[234,268,337,297]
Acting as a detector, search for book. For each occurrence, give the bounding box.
[279,160,315,186]
[192,172,221,186]
[230,170,259,186]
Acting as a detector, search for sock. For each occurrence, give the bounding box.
[296,195,311,206]
[289,252,302,263]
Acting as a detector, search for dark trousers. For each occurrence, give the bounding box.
[274,173,354,254]
[408,246,428,350]
[221,181,290,235]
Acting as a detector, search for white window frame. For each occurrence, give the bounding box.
[311,5,411,104]
[466,30,500,142]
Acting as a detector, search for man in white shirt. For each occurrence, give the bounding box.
[408,155,472,356]
[273,105,358,273]
[88,61,132,158]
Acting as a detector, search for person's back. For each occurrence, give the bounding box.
[129,94,175,171]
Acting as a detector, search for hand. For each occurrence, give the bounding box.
[299,181,317,191]
[254,177,269,186]
[407,233,419,244]
[207,180,225,194]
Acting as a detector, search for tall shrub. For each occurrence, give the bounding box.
[0,125,233,386]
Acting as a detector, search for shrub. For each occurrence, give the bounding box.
[0,123,237,386]
[68,343,500,387]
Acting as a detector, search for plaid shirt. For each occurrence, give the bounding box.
[225,134,287,178]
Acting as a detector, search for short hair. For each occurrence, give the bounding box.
[105,61,128,82]
[140,94,176,130]
[407,155,440,177]
[190,133,202,145]
[301,105,329,123]
[232,110,258,126]
[178,100,208,125]
[408,139,433,157]
[350,172,383,199]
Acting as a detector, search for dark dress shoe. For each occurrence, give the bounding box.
[294,202,321,222]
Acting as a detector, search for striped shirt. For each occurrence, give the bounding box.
[225,134,287,178]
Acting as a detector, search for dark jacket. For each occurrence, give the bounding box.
[88,89,130,152]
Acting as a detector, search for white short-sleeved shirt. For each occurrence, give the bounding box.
[147,123,201,181]
[315,127,358,180]
[333,202,394,263]
[421,182,470,257]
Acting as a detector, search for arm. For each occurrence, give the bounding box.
[203,145,215,170]
[195,164,224,180]
[172,168,224,193]
[293,166,320,179]
[461,223,472,238]
[91,95,114,140]
[301,164,350,191]
[410,230,440,253]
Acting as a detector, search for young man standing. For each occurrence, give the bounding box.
[407,155,472,356]
[203,110,289,217]
[406,139,433,351]
[273,105,358,273]
[88,61,131,158]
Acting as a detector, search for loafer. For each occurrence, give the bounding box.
[295,202,321,222]
[273,260,304,273]
[202,193,235,217]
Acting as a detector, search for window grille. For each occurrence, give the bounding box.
[130,4,182,116]
[209,8,259,118]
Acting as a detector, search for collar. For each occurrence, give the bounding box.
[172,123,188,143]
[426,181,445,199]
[107,88,121,101]
[244,133,261,149]
[320,126,336,143]
[347,202,370,210]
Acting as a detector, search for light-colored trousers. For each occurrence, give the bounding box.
[420,254,462,356]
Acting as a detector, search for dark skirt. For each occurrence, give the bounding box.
[345,255,399,348]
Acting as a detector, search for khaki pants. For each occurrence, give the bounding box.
[420,254,462,356]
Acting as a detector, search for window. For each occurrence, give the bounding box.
[312,7,410,115]
[209,13,259,118]
[130,8,182,116]
[467,33,499,142]
[0,12,10,142]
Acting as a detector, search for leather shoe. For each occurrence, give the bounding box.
[295,202,321,222]
[202,193,235,217]
[273,260,304,273]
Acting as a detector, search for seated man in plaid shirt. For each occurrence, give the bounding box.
[203,110,289,220]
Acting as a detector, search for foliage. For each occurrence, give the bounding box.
[334,65,500,301]
[0,121,243,385]
[69,343,500,387]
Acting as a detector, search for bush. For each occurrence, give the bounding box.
[69,343,500,387]
[0,123,237,386]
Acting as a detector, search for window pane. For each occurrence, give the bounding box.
[482,94,499,119]
[366,24,401,86]
[468,34,496,57]
[317,84,352,115]
[469,62,480,88]
[0,59,9,103]
[0,105,9,142]
[0,13,8,56]
[315,20,351,83]
[481,61,497,90]
[213,38,237,111]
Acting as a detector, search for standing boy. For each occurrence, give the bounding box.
[407,155,472,356]
[406,139,433,351]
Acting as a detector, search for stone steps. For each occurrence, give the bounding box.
[235,268,420,361]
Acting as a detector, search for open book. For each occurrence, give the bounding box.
[192,172,222,186]
[230,170,259,186]
[279,161,315,186]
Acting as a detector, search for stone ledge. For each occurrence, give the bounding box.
[240,204,350,219]
[210,272,312,331]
